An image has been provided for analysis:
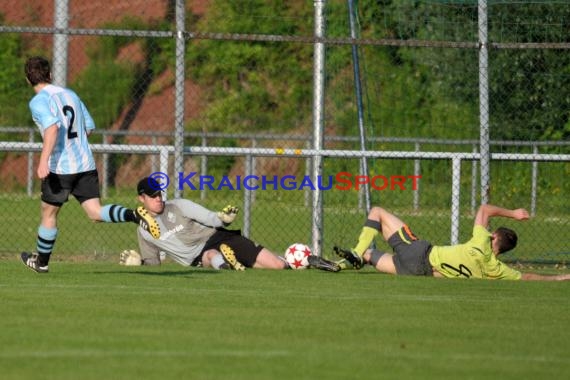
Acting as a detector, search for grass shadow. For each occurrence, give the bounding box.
[95,269,221,276]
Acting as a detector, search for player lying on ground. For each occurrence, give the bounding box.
[335,203,570,281]
[20,56,159,274]
[120,177,340,272]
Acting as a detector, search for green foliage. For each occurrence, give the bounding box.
[490,49,570,141]
[72,62,137,129]
[487,3,570,141]
[98,16,175,76]
[74,16,175,130]
[362,1,570,142]
[186,1,313,133]
[0,32,32,128]
[321,1,481,145]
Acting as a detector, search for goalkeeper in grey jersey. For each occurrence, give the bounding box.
[121,177,340,272]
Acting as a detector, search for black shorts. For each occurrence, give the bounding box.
[200,228,263,268]
[41,170,101,206]
[388,225,433,276]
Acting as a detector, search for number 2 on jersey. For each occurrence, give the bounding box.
[62,105,77,139]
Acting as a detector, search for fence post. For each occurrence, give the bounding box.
[451,157,462,245]
[173,0,186,199]
[348,0,371,215]
[531,144,538,217]
[413,142,421,211]
[478,0,491,204]
[53,0,69,87]
[311,0,326,256]
[159,146,170,201]
[27,129,34,197]
[101,131,109,199]
[243,154,253,238]
[304,140,311,208]
[200,135,207,200]
[471,144,478,215]
[251,138,257,205]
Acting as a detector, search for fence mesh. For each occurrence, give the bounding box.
[0,1,568,265]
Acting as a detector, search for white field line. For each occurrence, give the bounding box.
[0,349,568,365]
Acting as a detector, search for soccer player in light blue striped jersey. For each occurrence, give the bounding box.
[20,56,160,273]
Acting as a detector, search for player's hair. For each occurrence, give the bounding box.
[494,227,518,254]
[25,56,52,86]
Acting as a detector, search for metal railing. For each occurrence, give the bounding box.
[2,141,568,255]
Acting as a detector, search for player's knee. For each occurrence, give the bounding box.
[368,206,383,218]
[87,211,102,222]
[82,202,103,221]
[201,249,218,266]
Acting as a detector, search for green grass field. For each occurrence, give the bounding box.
[1,259,569,380]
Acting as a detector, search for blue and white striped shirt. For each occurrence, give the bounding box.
[29,84,96,174]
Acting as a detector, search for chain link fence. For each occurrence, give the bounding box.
[0,1,568,265]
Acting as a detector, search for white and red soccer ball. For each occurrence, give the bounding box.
[284,243,312,269]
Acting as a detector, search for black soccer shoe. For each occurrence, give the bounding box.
[307,255,341,272]
[333,246,364,270]
[21,252,49,273]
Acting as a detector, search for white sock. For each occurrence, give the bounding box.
[210,253,227,270]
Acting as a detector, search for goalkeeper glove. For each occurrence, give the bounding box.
[119,249,142,266]
[217,204,239,224]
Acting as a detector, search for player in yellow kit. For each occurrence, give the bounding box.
[335,204,570,281]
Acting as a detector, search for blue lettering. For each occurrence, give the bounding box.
[262,175,278,190]
[317,175,333,190]
[298,176,316,190]
[281,175,297,190]
[244,175,259,190]
[200,175,215,190]
[178,172,197,190]
[217,176,235,190]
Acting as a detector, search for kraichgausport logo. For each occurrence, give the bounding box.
[146,172,421,191]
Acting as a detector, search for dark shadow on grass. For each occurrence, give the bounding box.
[94,269,221,276]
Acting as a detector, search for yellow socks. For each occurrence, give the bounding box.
[353,219,381,256]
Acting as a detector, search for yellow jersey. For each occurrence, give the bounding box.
[428,225,521,280]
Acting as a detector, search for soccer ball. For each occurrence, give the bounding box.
[284,243,312,270]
